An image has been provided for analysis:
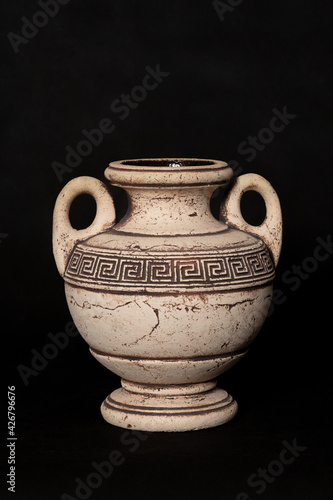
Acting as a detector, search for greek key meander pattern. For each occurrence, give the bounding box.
[64,243,275,289]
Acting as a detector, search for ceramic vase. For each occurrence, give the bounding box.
[53,158,282,432]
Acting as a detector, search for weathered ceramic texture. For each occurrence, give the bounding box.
[53,159,282,432]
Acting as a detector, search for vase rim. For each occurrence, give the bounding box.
[105,158,233,187]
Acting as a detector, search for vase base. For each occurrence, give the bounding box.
[101,379,237,432]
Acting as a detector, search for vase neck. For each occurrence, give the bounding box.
[114,186,228,236]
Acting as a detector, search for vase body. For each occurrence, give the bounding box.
[53,159,282,431]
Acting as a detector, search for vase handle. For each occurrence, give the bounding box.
[53,176,116,277]
[220,173,282,267]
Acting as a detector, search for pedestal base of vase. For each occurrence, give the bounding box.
[101,379,237,432]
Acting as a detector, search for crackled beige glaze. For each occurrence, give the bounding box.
[53,158,282,432]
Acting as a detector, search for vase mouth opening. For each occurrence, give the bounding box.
[105,158,233,187]
[121,159,216,169]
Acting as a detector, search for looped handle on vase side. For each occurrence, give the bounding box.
[53,176,116,277]
[220,173,282,267]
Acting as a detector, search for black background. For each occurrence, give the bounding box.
[1,1,333,499]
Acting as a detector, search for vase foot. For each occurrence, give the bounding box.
[101,379,237,432]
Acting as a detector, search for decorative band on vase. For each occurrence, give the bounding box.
[64,240,275,292]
